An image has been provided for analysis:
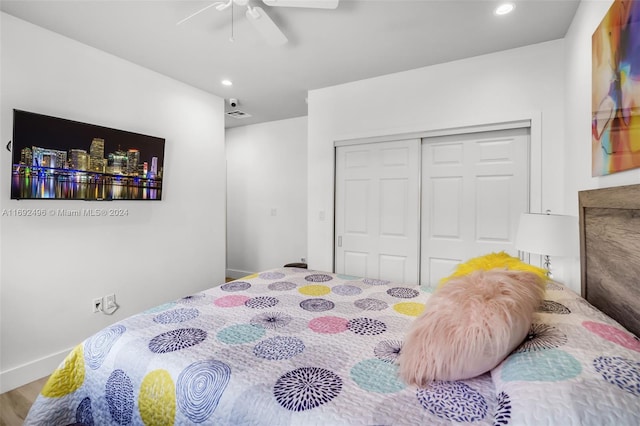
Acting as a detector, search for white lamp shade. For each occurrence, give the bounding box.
[515,213,579,257]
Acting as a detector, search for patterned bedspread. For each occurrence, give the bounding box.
[25,268,640,425]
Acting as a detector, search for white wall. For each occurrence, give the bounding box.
[226,117,307,278]
[0,13,226,392]
[307,40,568,280]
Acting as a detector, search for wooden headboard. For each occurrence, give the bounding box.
[579,183,640,337]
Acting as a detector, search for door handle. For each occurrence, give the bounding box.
[338,236,342,247]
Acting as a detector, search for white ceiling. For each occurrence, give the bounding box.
[0,0,580,128]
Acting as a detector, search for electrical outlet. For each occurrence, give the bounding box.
[93,298,103,313]
[103,293,119,315]
[104,293,116,309]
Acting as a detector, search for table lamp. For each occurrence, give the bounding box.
[515,212,578,277]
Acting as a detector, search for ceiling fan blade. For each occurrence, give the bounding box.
[245,6,288,46]
[262,0,339,9]
[176,1,228,25]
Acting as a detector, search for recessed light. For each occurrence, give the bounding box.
[221,79,233,86]
[494,3,515,16]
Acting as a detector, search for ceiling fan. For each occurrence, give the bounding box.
[177,0,339,46]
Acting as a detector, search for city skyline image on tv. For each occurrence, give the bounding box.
[10,109,165,200]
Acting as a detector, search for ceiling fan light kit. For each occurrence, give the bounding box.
[215,2,231,11]
[178,0,339,45]
[246,6,288,46]
[215,0,249,11]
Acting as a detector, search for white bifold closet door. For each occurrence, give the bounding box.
[420,127,530,287]
[335,139,421,284]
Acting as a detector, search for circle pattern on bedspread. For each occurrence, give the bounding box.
[148,328,207,354]
[85,324,126,370]
[299,285,331,296]
[583,321,640,352]
[221,281,251,292]
[254,336,305,360]
[537,300,571,314]
[516,324,567,352]
[217,324,266,344]
[393,302,425,317]
[177,360,231,423]
[337,274,360,280]
[215,295,250,307]
[245,296,279,309]
[42,344,86,398]
[105,369,134,425]
[416,381,488,422]
[347,317,387,335]
[76,397,93,425]
[300,298,335,312]
[593,356,640,396]
[494,391,512,425]
[250,312,292,329]
[387,287,419,299]
[273,367,343,411]
[351,359,405,393]
[259,271,285,280]
[269,281,297,291]
[363,278,390,286]
[153,308,200,324]
[305,274,333,282]
[308,316,349,334]
[354,298,388,311]
[144,302,176,314]
[374,339,403,363]
[139,369,175,426]
[501,349,581,381]
[332,284,362,296]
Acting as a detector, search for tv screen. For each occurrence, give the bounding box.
[10,109,165,200]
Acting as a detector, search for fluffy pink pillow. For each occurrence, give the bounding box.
[397,269,545,387]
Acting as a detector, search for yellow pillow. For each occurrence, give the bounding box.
[439,252,547,288]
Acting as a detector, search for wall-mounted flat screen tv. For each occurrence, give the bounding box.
[11,109,165,200]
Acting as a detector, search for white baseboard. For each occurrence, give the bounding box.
[225,268,255,280]
[0,347,71,393]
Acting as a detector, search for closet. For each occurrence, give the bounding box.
[335,126,530,286]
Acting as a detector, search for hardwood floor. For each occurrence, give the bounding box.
[0,376,48,426]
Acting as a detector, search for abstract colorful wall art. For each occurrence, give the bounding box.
[592,0,640,176]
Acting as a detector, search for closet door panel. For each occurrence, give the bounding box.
[335,139,420,284]
[421,128,530,287]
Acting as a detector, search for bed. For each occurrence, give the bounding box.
[25,184,640,425]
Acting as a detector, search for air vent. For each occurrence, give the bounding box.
[226,110,252,119]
